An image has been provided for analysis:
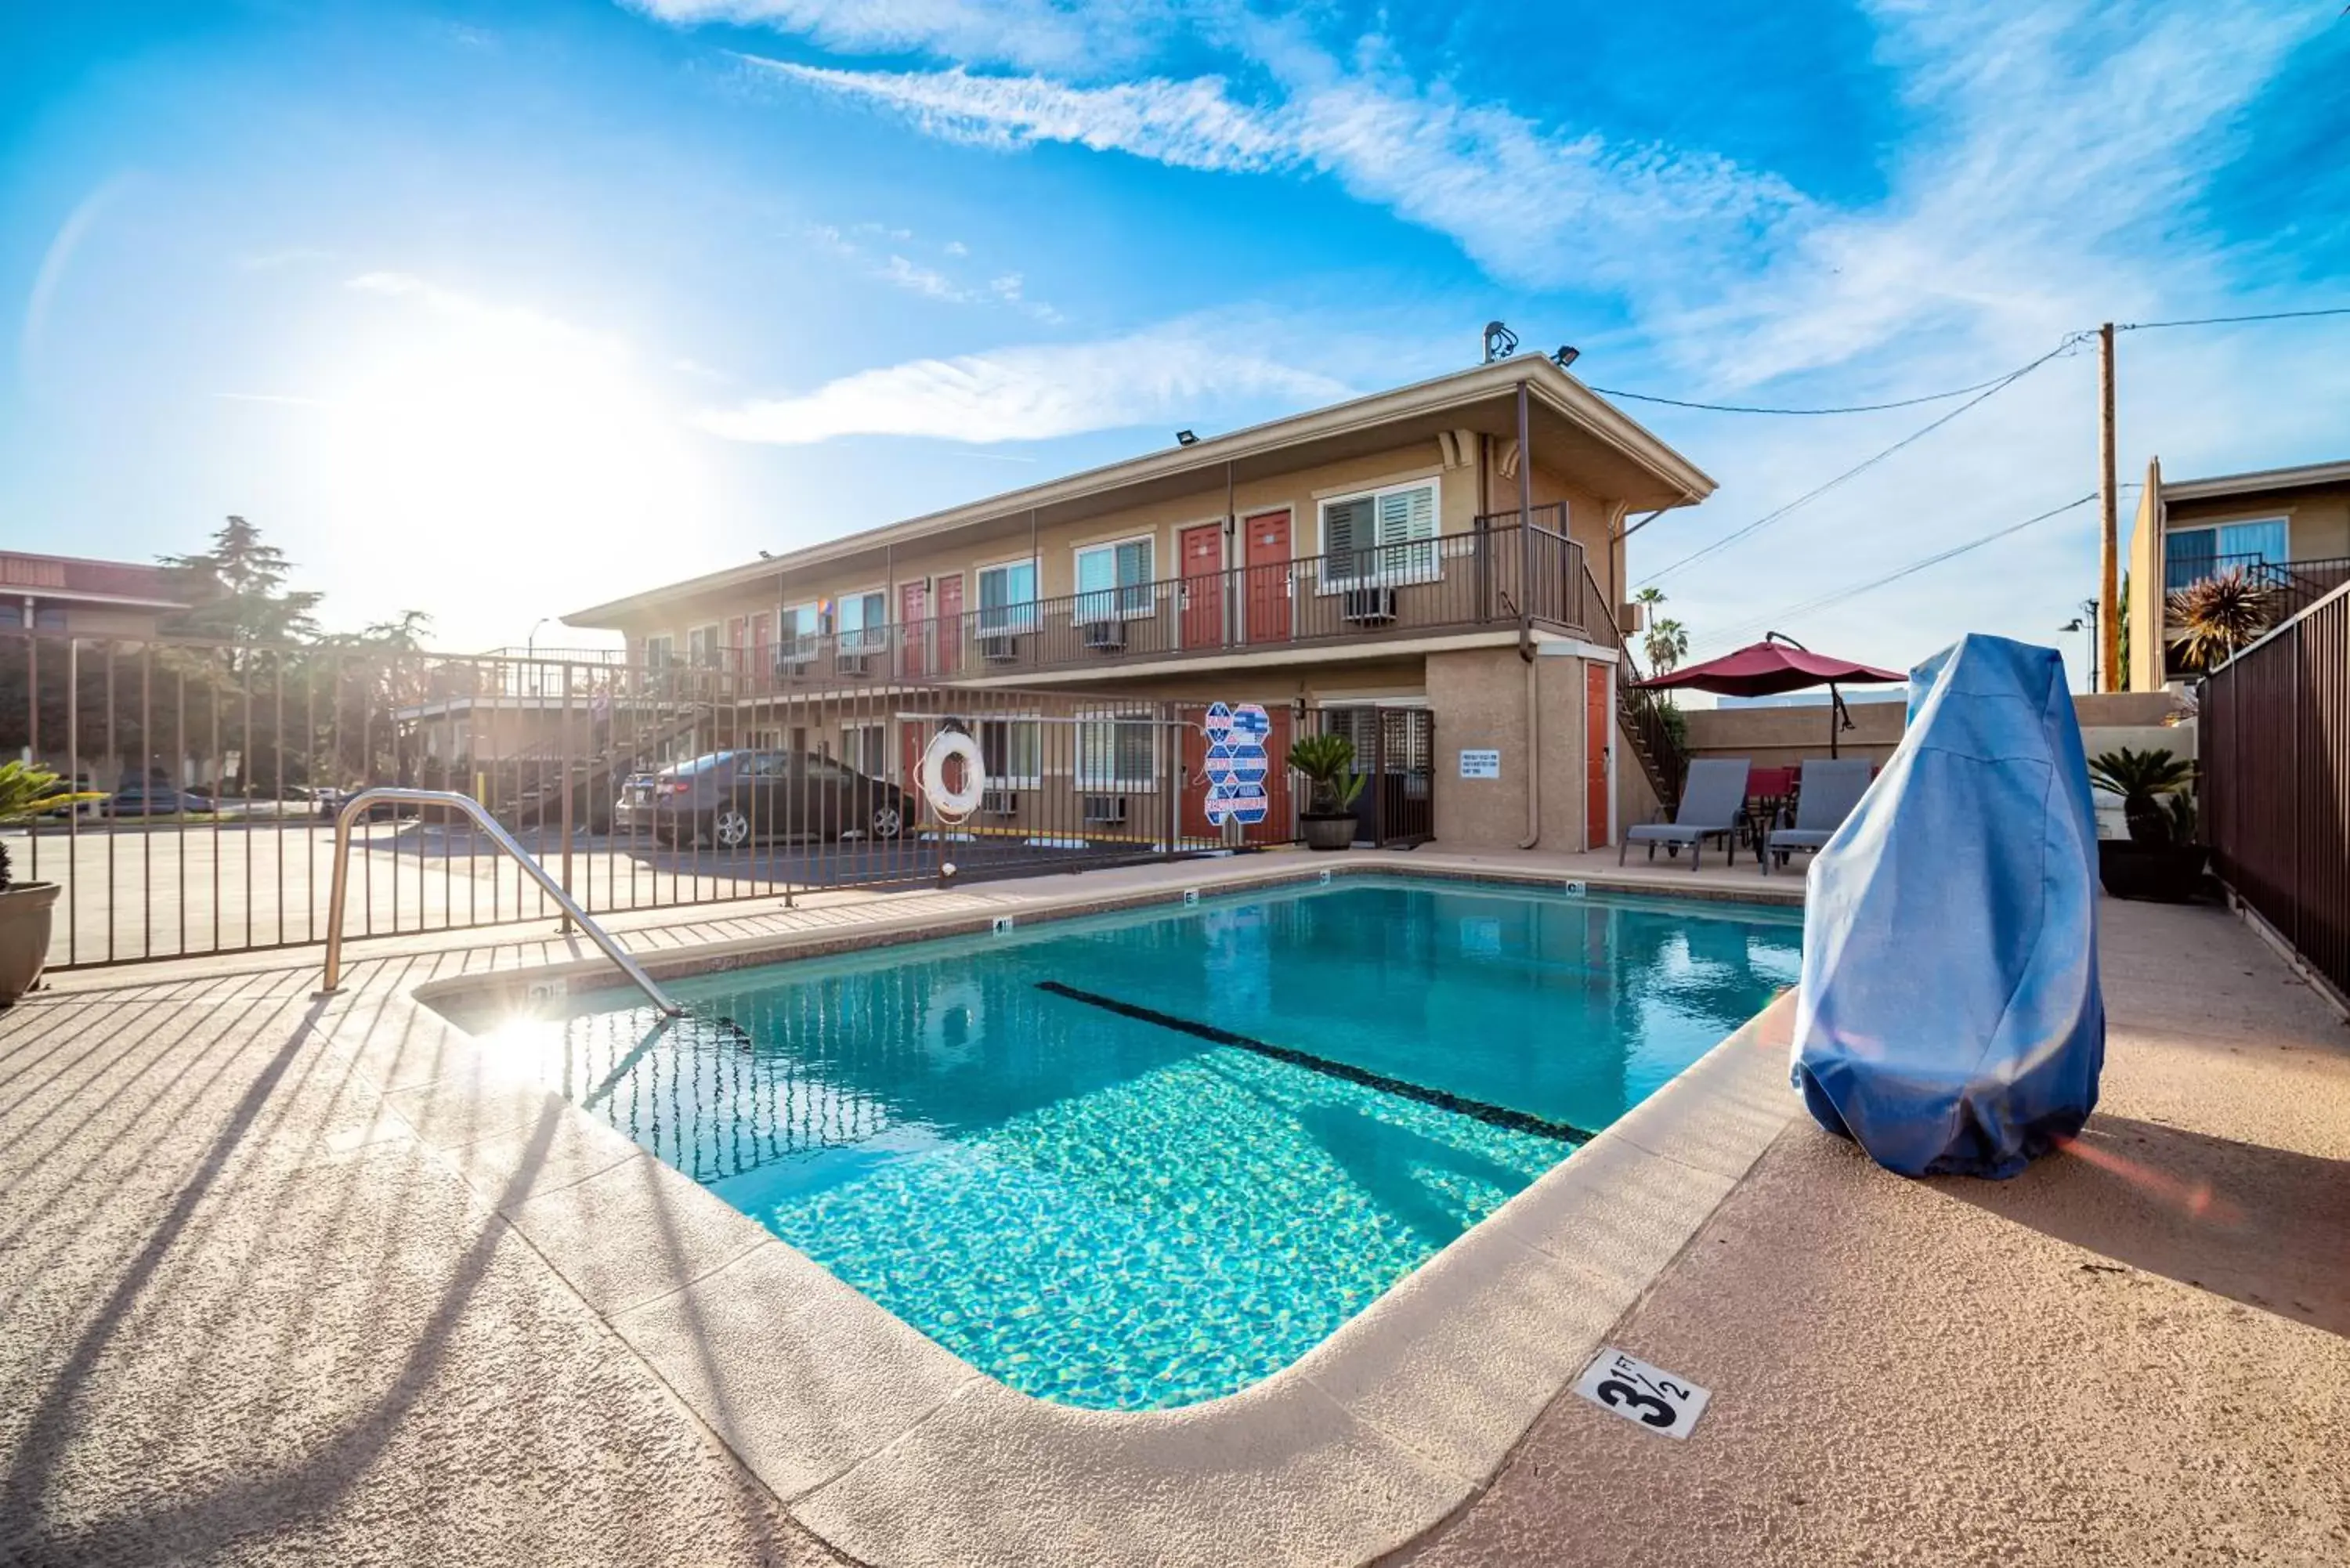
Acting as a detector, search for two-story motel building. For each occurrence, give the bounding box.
[560,356,1715,853]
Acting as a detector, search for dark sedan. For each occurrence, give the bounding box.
[613,750,909,848]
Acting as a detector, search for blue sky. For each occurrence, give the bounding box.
[4,1,2345,678]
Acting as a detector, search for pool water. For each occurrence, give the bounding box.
[477,877,1799,1409]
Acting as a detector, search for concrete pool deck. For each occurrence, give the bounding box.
[4,855,2345,1565]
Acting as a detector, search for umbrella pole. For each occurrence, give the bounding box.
[1828,681,1840,759]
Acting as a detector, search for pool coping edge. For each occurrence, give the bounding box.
[327,856,1806,1568]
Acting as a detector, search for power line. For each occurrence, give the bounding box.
[1588,369,2032,417]
[2116,305,2350,331]
[1694,493,2098,654]
[1634,333,2092,587]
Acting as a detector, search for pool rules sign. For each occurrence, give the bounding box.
[1202,703,1271,826]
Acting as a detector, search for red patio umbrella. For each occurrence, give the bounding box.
[1635,632,1904,757]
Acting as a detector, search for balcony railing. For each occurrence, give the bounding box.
[674,508,1597,692]
[2163,554,2350,677]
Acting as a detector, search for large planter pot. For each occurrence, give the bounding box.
[2097,840,2210,903]
[1300,814,1357,852]
[0,881,60,1006]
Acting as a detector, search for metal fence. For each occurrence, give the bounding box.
[1307,706,1436,847]
[2,633,1313,970]
[2200,580,2350,1006]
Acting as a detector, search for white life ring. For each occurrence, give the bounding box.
[919,728,987,823]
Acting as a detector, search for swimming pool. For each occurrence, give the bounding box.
[473,876,1799,1410]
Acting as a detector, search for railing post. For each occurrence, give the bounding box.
[559,660,576,934]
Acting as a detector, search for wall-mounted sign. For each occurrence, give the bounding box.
[1202,702,1272,826]
[1459,748,1502,780]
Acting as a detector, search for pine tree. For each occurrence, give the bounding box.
[161,516,324,645]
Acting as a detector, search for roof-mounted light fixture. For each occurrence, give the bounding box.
[1176,429,1198,446]
[1482,321,1518,363]
[1553,345,1579,369]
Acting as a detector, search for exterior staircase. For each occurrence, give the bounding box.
[1614,652,1687,815]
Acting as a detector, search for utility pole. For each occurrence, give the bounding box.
[2098,322,2120,692]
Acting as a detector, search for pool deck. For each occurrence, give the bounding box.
[4,851,2345,1565]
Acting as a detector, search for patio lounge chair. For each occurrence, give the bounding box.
[1622,757,1751,870]
[1765,758,1875,873]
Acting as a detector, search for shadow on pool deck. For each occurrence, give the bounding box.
[1942,1115,2350,1340]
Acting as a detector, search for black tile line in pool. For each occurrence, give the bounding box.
[1033,981,1596,1145]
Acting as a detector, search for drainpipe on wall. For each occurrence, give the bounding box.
[1516,379,1541,850]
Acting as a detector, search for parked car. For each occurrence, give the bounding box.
[613,750,908,848]
[312,787,418,822]
[106,782,202,818]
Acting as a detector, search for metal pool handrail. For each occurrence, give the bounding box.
[316,787,682,1017]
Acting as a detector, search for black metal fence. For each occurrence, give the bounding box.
[1307,706,1436,847]
[2200,580,2350,1005]
[2,633,1317,970]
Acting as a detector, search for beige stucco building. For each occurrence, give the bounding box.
[561,357,1716,851]
[2126,458,2350,691]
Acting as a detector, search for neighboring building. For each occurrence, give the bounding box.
[2127,458,2350,690]
[562,357,1716,851]
[1,551,190,638]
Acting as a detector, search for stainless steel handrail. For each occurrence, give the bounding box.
[316,787,682,1016]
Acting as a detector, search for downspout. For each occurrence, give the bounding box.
[1516,378,1540,849]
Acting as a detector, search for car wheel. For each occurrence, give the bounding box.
[870,800,903,840]
[713,806,751,849]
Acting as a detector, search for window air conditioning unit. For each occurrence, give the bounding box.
[980,789,1018,817]
[978,634,1021,663]
[1082,794,1128,825]
[1342,586,1398,624]
[1083,620,1126,652]
[834,652,871,677]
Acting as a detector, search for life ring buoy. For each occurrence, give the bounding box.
[919,728,987,823]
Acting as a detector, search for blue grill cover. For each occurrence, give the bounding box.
[1791,634,2104,1178]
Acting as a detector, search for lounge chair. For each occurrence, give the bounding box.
[1765,758,1874,873]
[1622,757,1751,870]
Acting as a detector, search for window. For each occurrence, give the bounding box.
[1321,480,1437,587]
[687,624,721,668]
[643,634,675,670]
[779,602,821,661]
[978,560,1038,633]
[837,590,887,650]
[1075,537,1155,621]
[978,717,1041,787]
[1077,713,1157,789]
[841,722,889,778]
[2166,518,2287,591]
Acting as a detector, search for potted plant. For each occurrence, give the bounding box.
[1287,732,1367,851]
[2087,746,2207,901]
[1,762,103,1005]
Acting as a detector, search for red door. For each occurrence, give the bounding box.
[935,574,964,677]
[898,580,930,679]
[1242,509,1291,643]
[1586,661,1611,849]
[1180,522,1225,649]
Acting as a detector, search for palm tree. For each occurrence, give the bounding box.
[1645,616,1689,677]
[2087,746,2193,846]
[2166,569,2272,672]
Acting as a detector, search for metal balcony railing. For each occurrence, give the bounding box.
[682,508,1593,691]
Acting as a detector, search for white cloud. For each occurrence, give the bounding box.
[943,239,969,256]
[695,317,1350,445]
[741,52,1806,294]
[624,0,1173,72]
[877,253,971,299]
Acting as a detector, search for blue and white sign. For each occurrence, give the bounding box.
[1202,702,1273,826]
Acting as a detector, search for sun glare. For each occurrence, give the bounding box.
[309,284,710,638]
